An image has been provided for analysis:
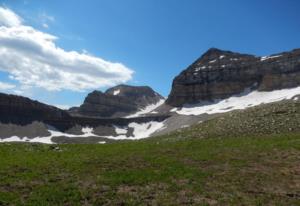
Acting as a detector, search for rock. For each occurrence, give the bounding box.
[69,84,164,118]
[0,93,70,125]
[166,48,300,106]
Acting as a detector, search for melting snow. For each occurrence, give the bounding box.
[195,66,206,72]
[0,133,54,144]
[261,55,282,61]
[115,126,127,134]
[170,107,178,112]
[209,59,216,64]
[219,55,225,59]
[126,99,165,118]
[0,121,166,144]
[113,89,120,95]
[82,127,94,134]
[176,86,300,116]
[105,121,165,140]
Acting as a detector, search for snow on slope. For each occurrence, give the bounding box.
[126,99,165,118]
[174,86,300,116]
[0,122,165,144]
[0,126,96,144]
[113,89,120,95]
[107,121,165,140]
[0,135,54,144]
[261,55,282,61]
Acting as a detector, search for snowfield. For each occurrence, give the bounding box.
[2,86,300,144]
[126,99,165,118]
[106,121,165,140]
[175,86,300,116]
[0,121,166,144]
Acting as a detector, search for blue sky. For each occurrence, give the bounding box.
[0,0,300,108]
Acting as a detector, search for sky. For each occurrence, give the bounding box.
[0,0,299,109]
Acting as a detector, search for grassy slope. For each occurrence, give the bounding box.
[0,100,300,205]
[0,134,299,205]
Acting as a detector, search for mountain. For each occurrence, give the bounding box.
[69,84,164,118]
[166,48,300,106]
[0,93,70,125]
[0,85,168,144]
[1,48,300,144]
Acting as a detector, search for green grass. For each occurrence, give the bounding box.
[0,133,300,205]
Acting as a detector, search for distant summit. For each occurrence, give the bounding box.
[69,84,164,118]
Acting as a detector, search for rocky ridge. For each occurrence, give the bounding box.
[69,84,164,118]
[166,48,300,106]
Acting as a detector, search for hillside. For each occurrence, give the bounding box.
[162,99,300,140]
[0,98,300,205]
[0,133,299,205]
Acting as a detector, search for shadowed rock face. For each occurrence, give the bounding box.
[69,85,164,118]
[166,48,300,107]
[0,93,70,125]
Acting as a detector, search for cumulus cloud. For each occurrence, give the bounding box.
[0,7,22,27]
[0,81,16,90]
[0,7,133,92]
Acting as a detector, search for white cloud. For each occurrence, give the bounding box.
[0,7,22,27]
[0,81,16,90]
[0,7,134,92]
[42,23,49,28]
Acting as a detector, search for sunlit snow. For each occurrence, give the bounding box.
[126,99,165,118]
[176,86,300,116]
[113,89,120,95]
[260,55,282,61]
[0,121,166,144]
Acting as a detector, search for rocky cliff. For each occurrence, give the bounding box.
[0,93,70,125]
[166,48,300,106]
[0,92,169,136]
[69,84,164,118]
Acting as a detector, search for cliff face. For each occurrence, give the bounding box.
[0,93,70,125]
[0,92,169,133]
[166,48,300,107]
[69,85,164,118]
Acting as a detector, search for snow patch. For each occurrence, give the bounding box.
[115,126,128,135]
[113,89,120,95]
[219,55,225,59]
[261,55,282,61]
[82,127,94,134]
[176,86,300,116]
[0,126,99,144]
[0,134,54,144]
[209,59,216,64]
[195,66,206,72]
[170,107,178,112]
[126,99,165,118]
[104,121,165,140]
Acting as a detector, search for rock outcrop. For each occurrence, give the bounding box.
[0,93,70,125]
[69,84,164,118]
[0,92,169,137]
[166,48,300,106]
